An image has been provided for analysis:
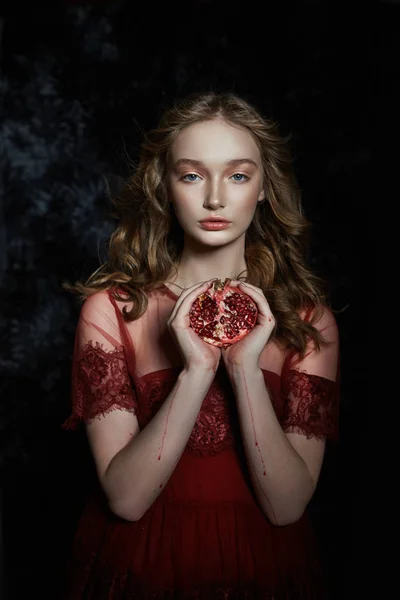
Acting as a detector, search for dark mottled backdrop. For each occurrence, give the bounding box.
[0,1,378,599]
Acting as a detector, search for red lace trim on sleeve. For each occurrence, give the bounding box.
[62,341,138,430]
[282,370,339,441]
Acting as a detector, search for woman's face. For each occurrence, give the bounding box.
[166,118,265,248]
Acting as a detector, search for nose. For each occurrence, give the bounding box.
[203,179,225,209]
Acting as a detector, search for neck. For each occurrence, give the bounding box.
[168,235,248,288]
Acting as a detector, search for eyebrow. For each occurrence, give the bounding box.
[172,158,259,169]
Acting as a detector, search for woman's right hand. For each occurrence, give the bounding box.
[167,280,221,372]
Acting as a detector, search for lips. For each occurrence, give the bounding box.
[199,219,231,224]
[199,220,231,231]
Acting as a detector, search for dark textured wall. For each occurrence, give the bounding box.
[0,2,376,599]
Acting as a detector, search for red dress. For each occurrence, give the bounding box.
[62,285,340,599]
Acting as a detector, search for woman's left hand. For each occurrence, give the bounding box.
[221,281,276,371]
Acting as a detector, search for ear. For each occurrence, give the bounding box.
[257,187,266,203]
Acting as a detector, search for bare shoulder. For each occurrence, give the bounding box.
[79,289,114,315]
[299,304,339,341]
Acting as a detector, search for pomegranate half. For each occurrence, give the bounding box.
[189,278,258,348]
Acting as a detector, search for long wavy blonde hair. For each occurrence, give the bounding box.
[64,92,332,356]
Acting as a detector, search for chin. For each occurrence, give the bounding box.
[196,234,243,248]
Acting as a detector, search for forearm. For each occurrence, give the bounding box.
[104,366,215,521]
[229,365,314,526]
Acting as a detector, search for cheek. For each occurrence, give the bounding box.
[232,184,261,210]
[170,182,202,210]
[169,188,198,222]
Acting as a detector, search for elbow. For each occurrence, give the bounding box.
[102,477,143,522]
[109,499,142,522]
[105,488,144,522]
[272,513,304,527]
[268,506,306,527]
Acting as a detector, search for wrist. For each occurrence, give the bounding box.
[182,363,218,381]
[226,362,262,384]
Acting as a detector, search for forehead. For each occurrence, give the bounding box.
[169,119,261,162]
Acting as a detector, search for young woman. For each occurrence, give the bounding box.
[62,91,340,599]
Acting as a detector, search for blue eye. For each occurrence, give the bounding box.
[182,174,200,182]
[231,173,249,182]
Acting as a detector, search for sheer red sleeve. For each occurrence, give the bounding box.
[281,306,340,441]
[62,291,138,430]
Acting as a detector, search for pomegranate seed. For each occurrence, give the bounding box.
[189,279,258,347]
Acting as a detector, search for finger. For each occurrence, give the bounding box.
[237,282,273,319]
[234,280,262,293]
[231,280,265,302]
[168,280,215,323]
